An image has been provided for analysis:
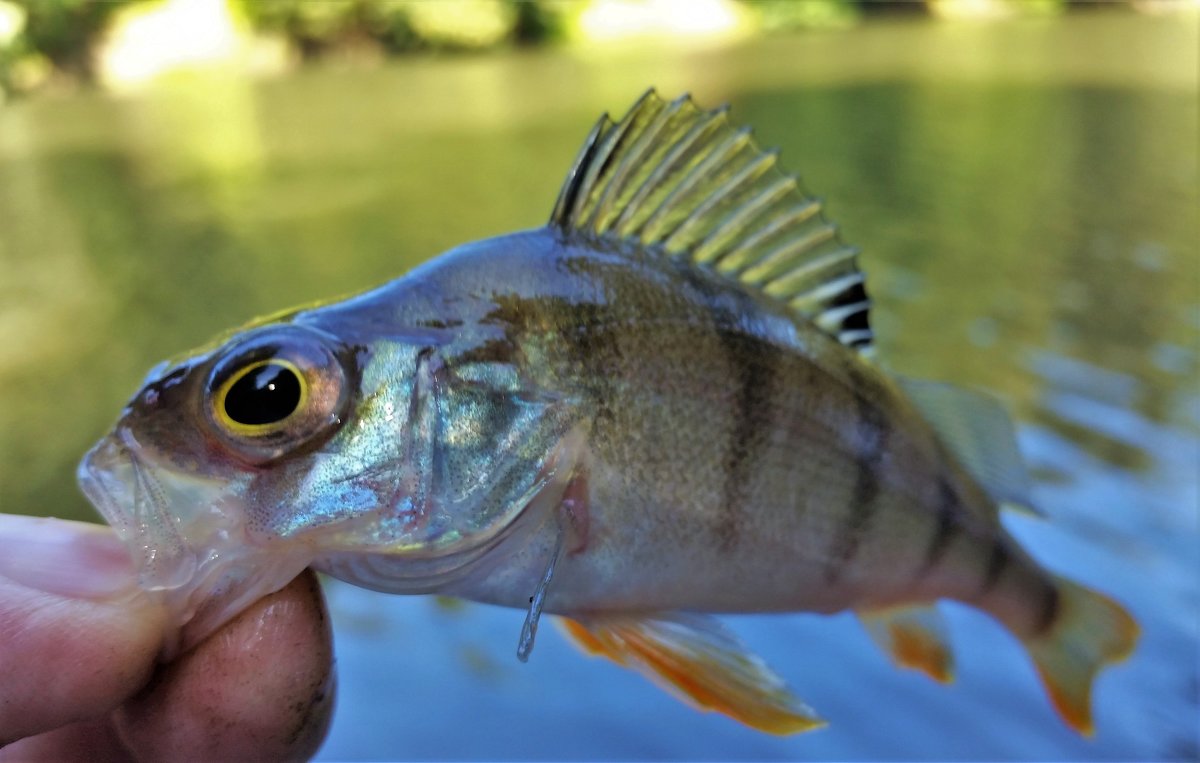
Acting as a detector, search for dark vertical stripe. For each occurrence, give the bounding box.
[918,477,960,577]
[567,305,623,444]
[680,265,774,552]
[824,362,890,582]
[980,542,1010,594]
[1034,582,1061,636]
[713,325,777,551]
[485,293,629,446]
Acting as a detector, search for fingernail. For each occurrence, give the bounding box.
[0,514,137,600]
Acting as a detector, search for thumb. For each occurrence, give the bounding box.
[0,514,169,745]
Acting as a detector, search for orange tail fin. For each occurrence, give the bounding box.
[1024,577,1139,735]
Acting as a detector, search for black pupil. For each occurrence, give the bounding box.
[224,363,301,426]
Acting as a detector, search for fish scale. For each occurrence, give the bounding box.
[78,90,1137,737]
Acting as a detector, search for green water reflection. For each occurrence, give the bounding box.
[0,10,1196,760]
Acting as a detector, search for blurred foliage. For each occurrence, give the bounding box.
[0,0,149,93]
[236,0,565,56]
[0,0,1186,99]
[755,0,860,31]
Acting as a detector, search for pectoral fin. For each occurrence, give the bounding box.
[859,603,955,683]
[558,613,824,735]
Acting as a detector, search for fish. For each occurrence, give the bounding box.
[78,90,1138,736]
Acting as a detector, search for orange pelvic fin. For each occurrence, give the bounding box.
[558,613,825,735]
[858,603,955,683]
[1024,576,1139,736]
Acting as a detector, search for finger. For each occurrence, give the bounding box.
[116,570,335,763]
[0,718,131,763]
[0,515,168,746]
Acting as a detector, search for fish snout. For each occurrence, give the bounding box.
[77,430,315,652]
[78,434,140,538]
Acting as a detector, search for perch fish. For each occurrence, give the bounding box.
[79,91,1137,735]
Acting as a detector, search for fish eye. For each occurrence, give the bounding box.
[217,359,306,430]
[205,327,350,464]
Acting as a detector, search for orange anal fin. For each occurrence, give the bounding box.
[561,618,611,659]
[558,614,825,735]
[1024,577,1139,737]
[859,603,955,683]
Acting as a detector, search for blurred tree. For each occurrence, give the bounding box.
[237,0,372,58]
[15,0,148,78]
[403,0,517,50]
[511,0,568,46]
[0,0,1177,98]
[750,0,860,31]
[0,1,26,95]
[235,0,562,57]
[363,2,420,54]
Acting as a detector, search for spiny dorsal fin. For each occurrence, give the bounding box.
[550,89,873,354]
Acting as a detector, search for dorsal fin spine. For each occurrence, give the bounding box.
[786,271,865,310]
[816,299,872,332]
[839,328,874,348]
[550,90,876,354]
[588,93,682,234]
[696,174,798,265]
[721,200,822,276]
[569,109,640,226]
[550,116,610,229]
[614,106,729,236]
[751,239,855,290]
[665,148,779,254]
[639,125,751,245]
[742,223,840,285]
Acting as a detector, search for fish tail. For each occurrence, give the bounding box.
[1022,575,1138,736]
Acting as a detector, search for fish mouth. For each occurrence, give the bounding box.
[77,431,313,653]
[78,430,199,591]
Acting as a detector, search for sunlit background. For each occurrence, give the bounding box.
[0,0,1196,760]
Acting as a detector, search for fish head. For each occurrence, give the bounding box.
[77,320,367,646]
[78,308,567,647]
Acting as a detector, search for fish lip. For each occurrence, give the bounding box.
[76,446,115,524]
[77,435,136,537]
[77,431,201,592]
[77,430,312,652]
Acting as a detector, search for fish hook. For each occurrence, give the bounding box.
[517,522,564,663]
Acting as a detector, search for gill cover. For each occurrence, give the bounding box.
[314,344,581,592]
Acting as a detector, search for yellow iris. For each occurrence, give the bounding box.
[212,358,309,438]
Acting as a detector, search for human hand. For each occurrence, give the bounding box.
[0,514,334,762]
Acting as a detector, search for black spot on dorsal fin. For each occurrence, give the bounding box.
[549,89,874,356]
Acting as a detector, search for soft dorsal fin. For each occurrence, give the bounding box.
[550,90,874,354]
[896,377,1042,516]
